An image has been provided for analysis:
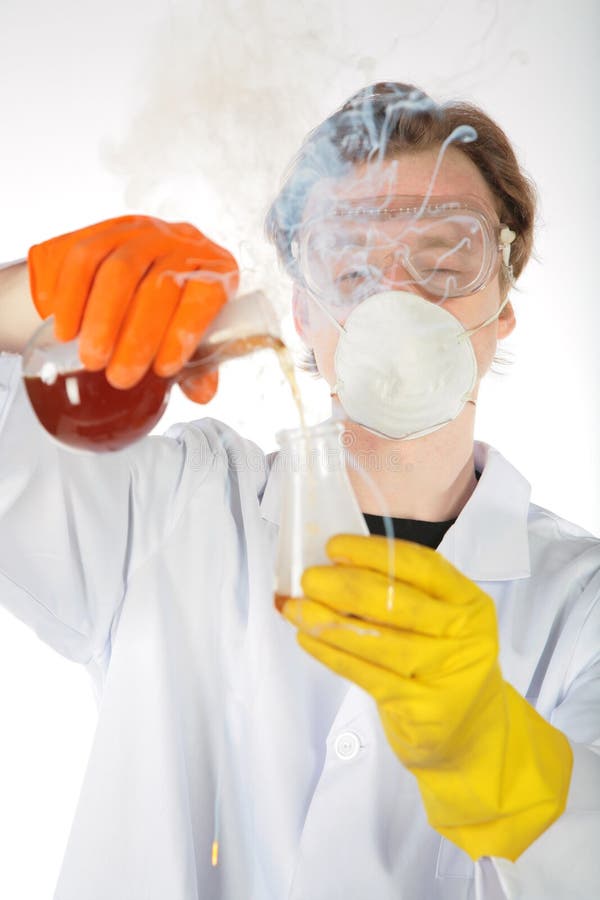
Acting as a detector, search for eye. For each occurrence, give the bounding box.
[336,267,372,283]
[329,267,376,306]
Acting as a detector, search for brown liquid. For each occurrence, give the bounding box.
[25,333,308,452]
[24,366,171,452]
[274,592,292,613]
[183,333,285,374]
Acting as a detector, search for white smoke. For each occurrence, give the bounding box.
[102,0,524,311]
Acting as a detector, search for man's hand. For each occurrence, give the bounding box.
[281,534,573,861]
[28,216,239,401]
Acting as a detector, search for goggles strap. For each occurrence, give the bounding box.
[459,226,516,340]
[500,226,516,267]
[500,225,517,287]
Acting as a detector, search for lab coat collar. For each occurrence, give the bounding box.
[260,439,531,583]
[437,441,532,582]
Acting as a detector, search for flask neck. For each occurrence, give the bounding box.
[277,422,348,477]
[175,289,283,381]
[277,421,343,449]
[175,333,284,382]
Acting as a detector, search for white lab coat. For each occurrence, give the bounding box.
[0,350,599,900]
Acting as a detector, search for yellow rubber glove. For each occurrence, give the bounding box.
[281,534,573,862]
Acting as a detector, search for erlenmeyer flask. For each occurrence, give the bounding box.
[21,290,282,453]
[274,420,368,611]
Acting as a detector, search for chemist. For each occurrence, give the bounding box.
[0,82,598,899]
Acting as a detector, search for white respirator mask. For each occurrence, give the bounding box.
[321,289,510,440]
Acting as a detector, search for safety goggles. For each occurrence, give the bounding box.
[294,196,516,305]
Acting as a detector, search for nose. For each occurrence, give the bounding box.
[380,250,415,287]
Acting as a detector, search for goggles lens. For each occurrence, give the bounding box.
[298,200,500,305]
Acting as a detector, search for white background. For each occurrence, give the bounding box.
[0,0,598,896]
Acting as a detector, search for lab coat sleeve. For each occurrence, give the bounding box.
[0,351,203,665]
[475,563,600,900]
[0,351,138,662]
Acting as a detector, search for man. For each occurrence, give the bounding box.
[0,82,598,898]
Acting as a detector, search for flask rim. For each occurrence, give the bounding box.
[276,419,344,447]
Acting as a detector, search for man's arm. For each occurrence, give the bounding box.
[0,261,43,353]
[0,217,239,662]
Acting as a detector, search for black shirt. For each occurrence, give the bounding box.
[363,470,482,550]
[363,514,456,550]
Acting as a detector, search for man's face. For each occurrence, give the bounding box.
[293,146,515,394]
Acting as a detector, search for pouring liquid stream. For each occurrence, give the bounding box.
[23,332,307,452]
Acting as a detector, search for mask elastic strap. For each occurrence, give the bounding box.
[459,292,511,340]
[459,290,511,405]
[306,290,347,334]
[309,271,512,342]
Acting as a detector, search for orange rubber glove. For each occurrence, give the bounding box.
[28,215,239,402]
[282,534,573,862]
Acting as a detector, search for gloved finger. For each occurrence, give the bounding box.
[172,221,216,241]
[51,219,150,341]
[300,564,461,637]
[295,629,469,754]
[53,232,128,340]
[326,534,486,606]
[79,233,173,371]
[282,597,457,677]
[27,215,139,319]
[178,370,219,404]
[295,629,413,705]
[106,237,237,385]
[153,276,229,377]
[104,251,192,388]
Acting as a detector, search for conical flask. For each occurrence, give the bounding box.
[21,290,282,453]
[274,421,368,611]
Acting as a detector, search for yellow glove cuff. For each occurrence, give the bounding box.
[410,684,574,861]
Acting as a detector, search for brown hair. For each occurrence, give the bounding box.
[265,81,537,373]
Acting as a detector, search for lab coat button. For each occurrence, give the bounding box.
[334,731,361,760]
